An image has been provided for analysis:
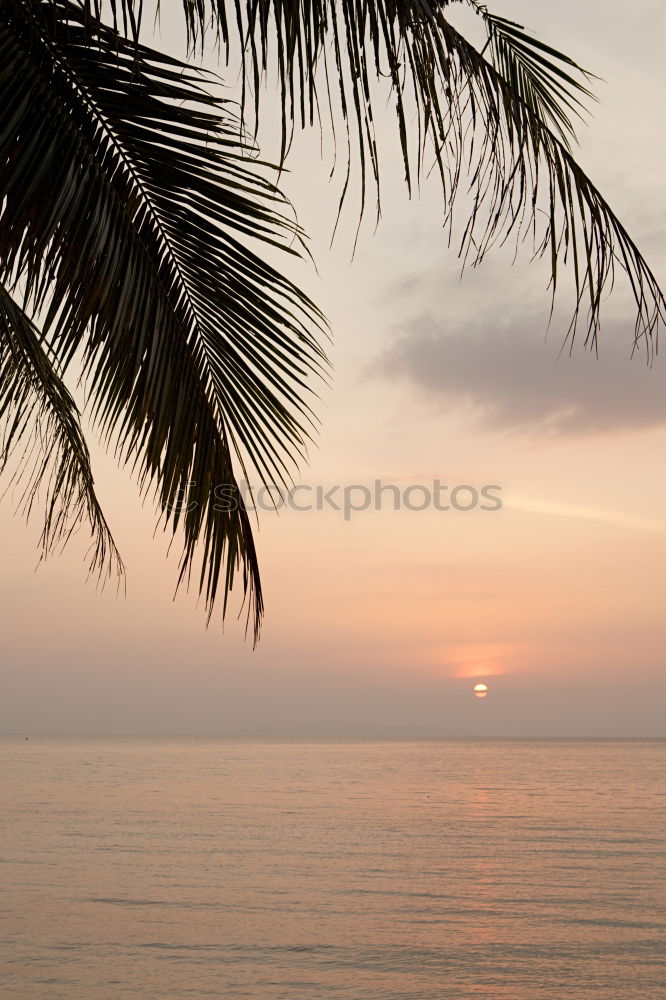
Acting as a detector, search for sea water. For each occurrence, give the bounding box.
[2,738,665,998]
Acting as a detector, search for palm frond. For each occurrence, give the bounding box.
[464,1,597,148]
[90,0,664,352]
[0,0,327,638]
[423,13,665,354]
[0,283,123,580]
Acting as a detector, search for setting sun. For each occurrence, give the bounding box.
[473,683,489,699]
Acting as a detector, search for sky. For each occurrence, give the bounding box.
[2,0,666,737]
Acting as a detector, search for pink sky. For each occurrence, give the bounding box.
[1,0,666,736]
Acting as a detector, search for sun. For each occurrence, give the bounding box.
[473,683,489,699]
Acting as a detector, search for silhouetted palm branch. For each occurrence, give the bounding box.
[0,282,123,580]
[1,0,326,639]
[466,1,596,147]
[96,0,664,348]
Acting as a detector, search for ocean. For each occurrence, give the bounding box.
[2,738,665,998]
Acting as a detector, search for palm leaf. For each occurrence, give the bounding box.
[465,1,597,148]
[0,0,327,639]
[83,0,665,350]
[0,282,123,580]
[426,13,665,353]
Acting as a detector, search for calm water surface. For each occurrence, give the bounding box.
[2,739,665,998]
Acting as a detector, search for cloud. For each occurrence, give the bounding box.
[373,311,666,436]
[508,495,666,534]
